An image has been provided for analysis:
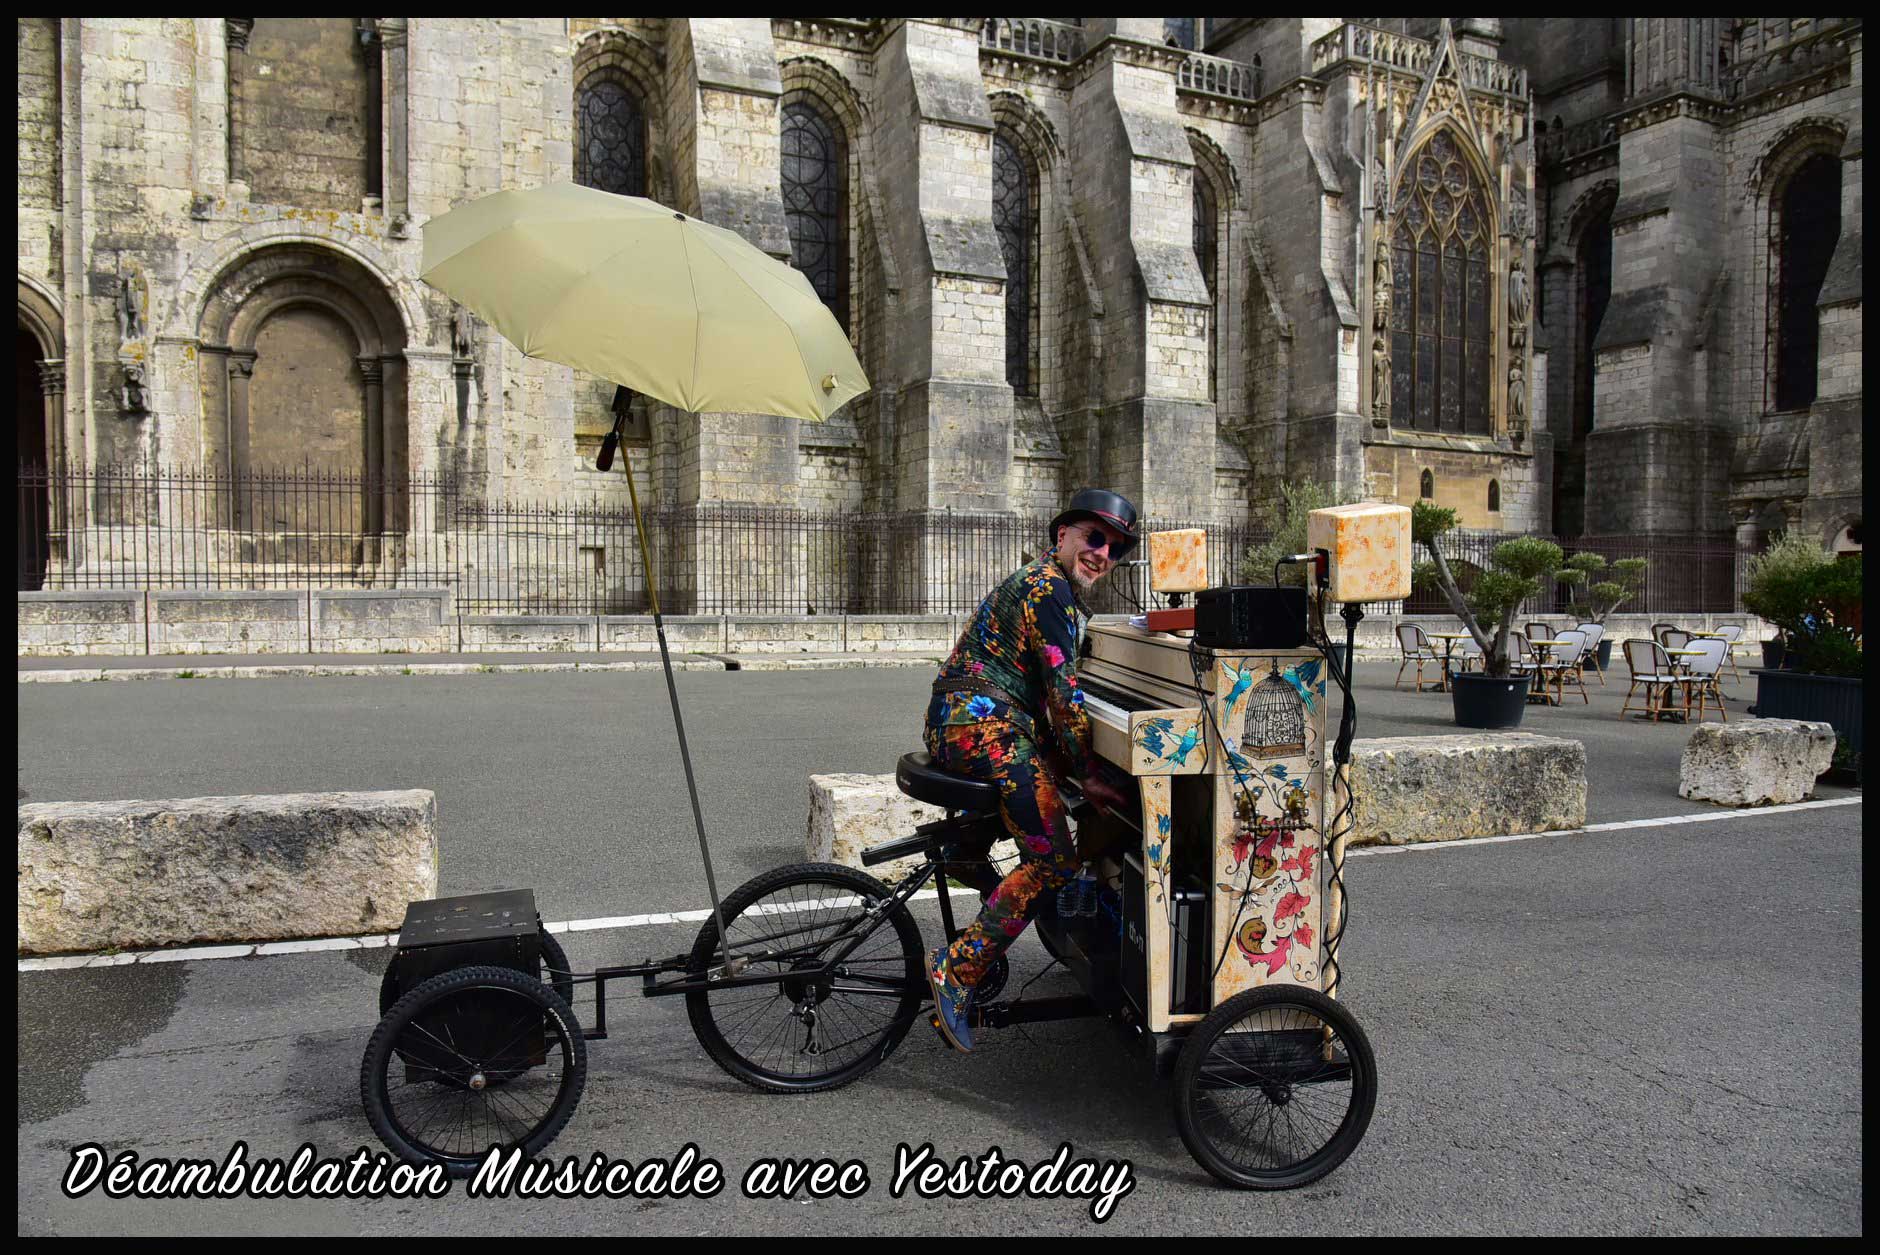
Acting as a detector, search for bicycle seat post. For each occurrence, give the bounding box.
[934,811,960,942]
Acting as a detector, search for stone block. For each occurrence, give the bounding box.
[1347,733,1587,846]
[844,615,955,652]
[806,773,1016,885]
[311,588,453,653]
[18,790,439,955]
[149,590,307,654]
[728,615,843,653]
[598,615,727,653]
[460,614,597,652]
[1678,718,1836,807]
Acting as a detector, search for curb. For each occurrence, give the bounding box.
[18,654,952,683]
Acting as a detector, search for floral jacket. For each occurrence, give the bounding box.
[928,554,1095,776]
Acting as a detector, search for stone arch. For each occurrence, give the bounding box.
[195,243,409,535]
[18,275,66,587]
[987,92,1062,171]
[1562,180,1619,254]
[167,224,420,350]
[1391,120,1495,213]
[573,28,669,204]
[1753,120,1846,414]
[1185,127,1241,207]
[1746,116,1846,201]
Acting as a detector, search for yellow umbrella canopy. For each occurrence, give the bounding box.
[420,181,867,421]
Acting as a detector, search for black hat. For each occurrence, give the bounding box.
[1049,488,1140,555]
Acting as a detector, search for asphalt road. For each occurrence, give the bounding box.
[16,663,1864,1234]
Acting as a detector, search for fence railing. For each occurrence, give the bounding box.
[18,464,1749,616]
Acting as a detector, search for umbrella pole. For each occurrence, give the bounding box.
[615,436,739,979]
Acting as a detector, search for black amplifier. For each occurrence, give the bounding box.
[1122,857,1210,1019]
[1193,585,1308,650]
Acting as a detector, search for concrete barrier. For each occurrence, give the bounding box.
[18,590,145,656]
[845,615,959,653]
[311,588,453,653]
[807,773,1017,884]
[149,589,306,654]
[17,790,439,956]
[461,614,596,652]
[1347,733,1587,846]
[1679,718,1835,807]
[599,615,727,653]
[728,615,844,653]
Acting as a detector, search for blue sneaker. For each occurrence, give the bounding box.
[927,949,975,1053]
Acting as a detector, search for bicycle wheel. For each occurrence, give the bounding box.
[687,862,925,1094]
[362,965,587,1177]
[1171,985,1376,1190]
[378,920,573,1016]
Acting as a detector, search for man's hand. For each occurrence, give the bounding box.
[1083,776,1129,816]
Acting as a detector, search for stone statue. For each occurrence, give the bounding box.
[1372,233,1393,331]
[117,271,147,343]
[1507,256,1531,330]
[119,362,149,415]
[1507,361,1526,436]
[450,306,477,360]
[1372,333,1392,423]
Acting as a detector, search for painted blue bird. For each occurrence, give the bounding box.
[1282,658,1324,713]
[1220,661,1256,717]
[1164,723,1203,766]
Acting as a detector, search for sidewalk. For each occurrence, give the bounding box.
[17,649,949,682]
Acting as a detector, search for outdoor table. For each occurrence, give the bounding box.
[1427,632,1471,691]
[1526,639,1569,705]
[1651,647,1707,720]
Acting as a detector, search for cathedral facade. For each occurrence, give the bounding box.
[15,18,1863,608]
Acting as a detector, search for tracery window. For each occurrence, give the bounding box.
[1193,172,1219,400]
[1772,152,1840,412]
[1390,131,1493,435]
[781,99,849,333]
[575,76,647,198]
[993,128,1037,395]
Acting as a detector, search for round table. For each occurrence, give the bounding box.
[1526,639,1570,705]
[1427,632,1472,691]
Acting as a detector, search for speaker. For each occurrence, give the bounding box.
[1193,585,1308,649]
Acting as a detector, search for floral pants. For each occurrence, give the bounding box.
[924,702,1082,990]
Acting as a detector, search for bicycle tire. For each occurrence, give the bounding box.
[686,862,925,1095]
[361,964,586,1177]
[1171,985,1376,1190]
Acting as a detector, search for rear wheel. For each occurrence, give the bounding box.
[687,863,925,1094]
[1171,985,1376,1190]
[361,964,586,1176]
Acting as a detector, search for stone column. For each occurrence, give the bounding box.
[191,18,229,200]
[228,352,255,525]
[39,360,68,570]
[224,19,254,200]
[359,357,385,537]
[378,19,409,224]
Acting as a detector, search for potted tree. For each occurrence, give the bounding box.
[1741,532,1833,670]
[1412,502,1564,728]
[1242,479,1358,674]
[1743,539,1862,772]
[1552,552,1648,672]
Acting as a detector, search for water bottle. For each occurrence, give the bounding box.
[1058,864,1099,919]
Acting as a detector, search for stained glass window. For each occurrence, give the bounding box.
[993,129,1035,395]
[1773,152,1839,411]
[781,100,849,333]
[1194,172,1218,400]
[575,77,646,198]
[1390,131,1493,434]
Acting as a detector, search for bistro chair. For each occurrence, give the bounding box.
[1576,622,1608,685]
[1506,632,1549,704]
[1680,637,1730,722]
[1621,638,1689,722]
[1659,627,1692,653]
[1546,628,1592,705]
[1525,621,1553,648]
[1712,623,1744,682]
[1394,623,1440,691]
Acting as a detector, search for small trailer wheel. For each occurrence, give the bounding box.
[362,964,587,1177]
[1171,985,1376,1190]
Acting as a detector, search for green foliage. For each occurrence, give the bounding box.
[1741,535,1862,676]
[1412,513,1564,676]
[1554,551,1648,623]
[1411,500,1458,546]
[1240,479,1360,586]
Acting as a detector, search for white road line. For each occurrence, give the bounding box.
[18,798,1859,972]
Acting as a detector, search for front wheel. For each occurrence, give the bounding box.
[1171,985,1377,1190]
[686,862,926,1094]
[361,964,587,1176]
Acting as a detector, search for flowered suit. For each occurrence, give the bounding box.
[925,552,1119,990]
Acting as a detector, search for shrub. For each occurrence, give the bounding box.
[1553,552,1648,624]
[1743,536,1862,677]
[1240,479,1360,586]
[1410,501,1563,678]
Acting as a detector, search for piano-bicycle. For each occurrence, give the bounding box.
[358,506,1407,1192]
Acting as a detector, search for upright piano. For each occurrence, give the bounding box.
[1076,618,1330,1033]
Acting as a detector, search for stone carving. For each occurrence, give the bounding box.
[190,193,215,220]
[1507,255,1531,327]
[388,213,413,239]
[1372,232,1393,331]
[1371,333,1392,425]
[1504,182,1530,239]
[450,305,478,360]
[119,362,149,416]
[1507,360,1526,443]
[116,270,148,344]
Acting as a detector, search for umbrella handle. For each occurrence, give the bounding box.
[596,387,632,473]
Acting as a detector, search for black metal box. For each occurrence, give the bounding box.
[385,888,542,1005]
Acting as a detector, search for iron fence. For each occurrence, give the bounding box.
[18,463,1750,617]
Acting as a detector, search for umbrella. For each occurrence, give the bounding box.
[421,182,871,973]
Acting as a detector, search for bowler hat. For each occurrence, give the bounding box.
[1049,488,1140,555]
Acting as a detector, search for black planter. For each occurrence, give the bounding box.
[1595,639,1613,671]
[1761,639,1788,670]
[1451,671,1531,729]
[1752,669,1864,753]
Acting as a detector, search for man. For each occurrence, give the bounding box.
[923,488,1139,1052]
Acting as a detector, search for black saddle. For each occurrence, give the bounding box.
[895,752,999,813]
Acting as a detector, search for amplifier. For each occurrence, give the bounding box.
[1193,585,1307,649]
[1169,879,1209,1015]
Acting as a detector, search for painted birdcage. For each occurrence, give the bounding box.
[1241,660,1306,756]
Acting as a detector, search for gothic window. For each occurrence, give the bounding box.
[1164,19,1200,50]
[1488,479,1501,512]
[1193,172,1219,401]
[1420,469,1434,499]
[1772,152,1840,411]
[993,128,1037,395]
[781,99,850,333]
[1575,200,1614,441]
[1390,131,1493,435]
[576,76,647,198]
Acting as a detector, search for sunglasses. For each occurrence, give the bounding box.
[1073,525,1133,558]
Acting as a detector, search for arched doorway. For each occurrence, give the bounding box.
[197,245,408,560]
[17,280,64,591]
